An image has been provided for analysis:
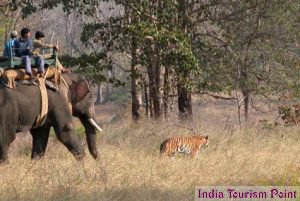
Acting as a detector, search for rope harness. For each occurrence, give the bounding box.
[34,68,49,128]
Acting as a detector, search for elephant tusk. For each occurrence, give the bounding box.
[88,118,103,132]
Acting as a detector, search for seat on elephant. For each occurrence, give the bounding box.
[0,49,57,68]
[0,47,60,88]
[0,56,56,69]
[0,67,61,89]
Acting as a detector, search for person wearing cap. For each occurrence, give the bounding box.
[3,31,17,58]
[14,28,45,77]
[33,31,66,73]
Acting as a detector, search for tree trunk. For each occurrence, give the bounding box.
[148,67,161,119]
[153,45,161,118]
[105,70,113,102]
[124,5,141,121]
[242,89,250,122]
[240,60,250,122]
[131,37,141,121]
[177,0,193,121]
[95,84,103,105]
[144,78,149,118]
[163,66,170,119]
[149,86,154,118]
[144,36,161,119]
[177,81,193,121]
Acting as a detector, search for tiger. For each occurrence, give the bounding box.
[160,135,209,159]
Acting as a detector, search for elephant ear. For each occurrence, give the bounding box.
[70,80,90,103]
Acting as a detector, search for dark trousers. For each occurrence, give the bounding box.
[22,55,45,75]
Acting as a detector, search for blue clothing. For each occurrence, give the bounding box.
[22,55,45,75]
[2,39,16,57]
[14,38,33,57]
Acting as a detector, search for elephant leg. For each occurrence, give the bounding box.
[30,126,50,159]
[53,123,85,160]
[0,144,9,163]
[0,131,16,163]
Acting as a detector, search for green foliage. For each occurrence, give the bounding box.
[20,2,37,18]
[0,26,6,47]
[192,0,300,98]
[14,0,300,106]
[60,53,124,87]
[125,20,199,87]
[0,13,11,47]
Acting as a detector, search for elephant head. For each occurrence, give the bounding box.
[59,73,102,159]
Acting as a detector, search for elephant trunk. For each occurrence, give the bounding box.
[88,118,103,132]
[80,117,99,159]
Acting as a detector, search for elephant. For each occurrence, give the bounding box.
[0,72,102,162]
[30,73,102,160]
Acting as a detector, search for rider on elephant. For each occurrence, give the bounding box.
[33,31,67,73]
[2,31,17,58]
[14,28,45,78]
[33,31,59,56]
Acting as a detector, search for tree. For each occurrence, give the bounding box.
[14,0,299,124]
[192,0,300,122]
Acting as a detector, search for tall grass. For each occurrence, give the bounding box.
[1,109,300,201]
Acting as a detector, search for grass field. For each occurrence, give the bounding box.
[1,101,300,201]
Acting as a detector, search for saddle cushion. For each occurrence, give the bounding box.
[1,67,60,88]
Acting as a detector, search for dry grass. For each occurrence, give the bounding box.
[1,103,300,201]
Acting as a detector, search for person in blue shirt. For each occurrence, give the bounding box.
[14,28,45,78]
[3,31,18,58]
